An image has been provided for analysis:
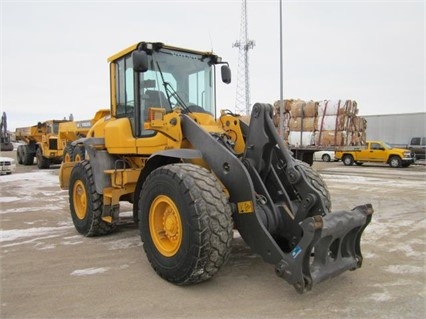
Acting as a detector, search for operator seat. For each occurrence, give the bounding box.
[144,90,170,110]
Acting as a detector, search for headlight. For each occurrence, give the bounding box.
[403,152,412,158]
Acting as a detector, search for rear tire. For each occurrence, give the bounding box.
[36,148,50,169]
[342,154,354,166]
[69,160,115,236]
[17,145,24,164]
[22,145,35,165]
[139,163,233,285]
[321,154,331,162]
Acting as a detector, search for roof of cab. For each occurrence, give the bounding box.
[107,42,216,63]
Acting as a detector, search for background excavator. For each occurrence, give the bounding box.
[60,41,373,293]
[1,112,13,152]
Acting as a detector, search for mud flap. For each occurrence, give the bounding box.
[275,204,373,293]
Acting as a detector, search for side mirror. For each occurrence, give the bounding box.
[221,65,231,84]
[132,51,148,73]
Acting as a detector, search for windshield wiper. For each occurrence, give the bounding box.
[155,61,191,113]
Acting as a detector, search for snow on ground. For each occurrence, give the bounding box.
[0,170,74,249]
[1,167,425,281]
[0,226,73,243]
[70,267,110,276]
[0,170,59,184]
[0,170,68,215]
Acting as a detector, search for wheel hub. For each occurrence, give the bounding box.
[163,209,179,241]
[73,181,87,220]
[150,195,182,257]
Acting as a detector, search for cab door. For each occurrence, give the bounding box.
[368,142,387,162]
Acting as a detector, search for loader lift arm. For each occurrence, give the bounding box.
[183,103,373,293]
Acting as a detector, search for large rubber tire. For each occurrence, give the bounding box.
[17,145,24,164]
[63,145,74,163]
[69,160,115,236]
[389,156,402,168]
[296,159,331,211]
[73,145,85,162]
[36,148,50,169]
[139,163,233,285]
[342,154,354,166]
[22,145,35,165]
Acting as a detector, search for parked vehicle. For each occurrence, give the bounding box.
[313,150,336,162]
[335,141,415,168]
[0,156,16,175]
[59,41,373,294]
[408,137,425,160]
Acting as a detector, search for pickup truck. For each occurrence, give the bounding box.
[335,141,415,168]
[408,137,425,160]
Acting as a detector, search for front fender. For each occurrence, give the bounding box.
[132,149,203,222]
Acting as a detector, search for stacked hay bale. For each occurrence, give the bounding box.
[273,99,366,147]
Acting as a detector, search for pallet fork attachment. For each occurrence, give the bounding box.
[183,103,373,293]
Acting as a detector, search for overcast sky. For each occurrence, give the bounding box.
[1,0,425,130]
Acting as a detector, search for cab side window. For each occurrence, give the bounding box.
[371,143,381,150]
[116,56,134,119]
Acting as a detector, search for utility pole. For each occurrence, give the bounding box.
[233,0,255,115]
[279,0,284,139]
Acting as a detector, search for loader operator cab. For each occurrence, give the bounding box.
[110,42,231,137]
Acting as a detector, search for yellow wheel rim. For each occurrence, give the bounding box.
[73,180,87,220]
[149,195,183,257]
[74,153,82,162]
[64,153,71,163]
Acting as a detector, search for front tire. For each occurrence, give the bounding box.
[63,145,74,163]
[389,156,402,168]
[73,145,85,162]
[69,160,115,236]
[297,159,331,210]
[36,148,50,169]
[139,163,233,285]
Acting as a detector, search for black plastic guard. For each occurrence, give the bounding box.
[276,203,373,293]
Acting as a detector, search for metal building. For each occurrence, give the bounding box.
[363,112,426,146]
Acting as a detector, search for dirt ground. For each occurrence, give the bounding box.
[1,150,425,319]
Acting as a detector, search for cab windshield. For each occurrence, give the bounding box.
[383,142,393,149]
[139,48,215,115]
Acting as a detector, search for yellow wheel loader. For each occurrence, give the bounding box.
[59,109,110,163]
[59,41,373,293]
